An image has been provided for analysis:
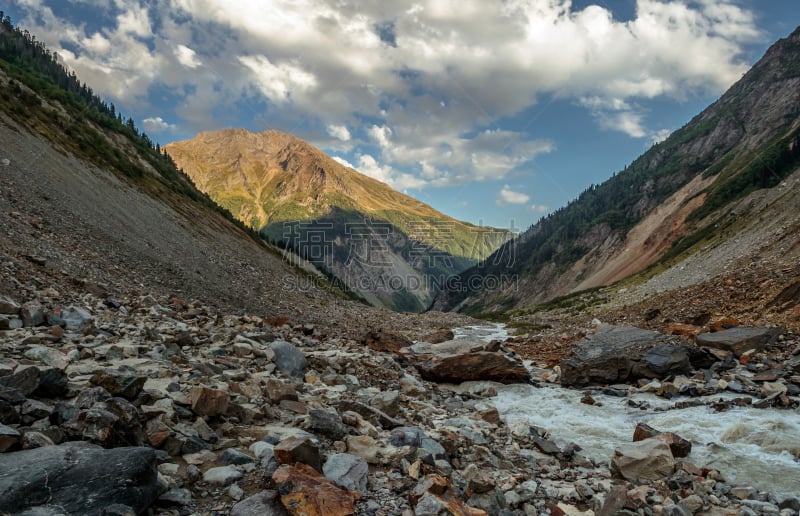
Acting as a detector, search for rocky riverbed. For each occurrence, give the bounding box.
[1,291,799,516]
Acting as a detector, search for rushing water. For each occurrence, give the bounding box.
[451,324,800,497]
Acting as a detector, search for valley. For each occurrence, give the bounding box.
[1,9,799,516]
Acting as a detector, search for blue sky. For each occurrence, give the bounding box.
[4,1,798,230]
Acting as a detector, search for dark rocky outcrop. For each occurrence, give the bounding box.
[560,326,696,386]
[0,442,162,515]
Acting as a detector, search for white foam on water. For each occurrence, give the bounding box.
[460,323,800,497]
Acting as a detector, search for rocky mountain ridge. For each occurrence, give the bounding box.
[165,129,510,312]
[433,25,800,316]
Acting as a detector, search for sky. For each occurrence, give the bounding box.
[4,1,798,230]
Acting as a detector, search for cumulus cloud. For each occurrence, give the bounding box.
[529,204,550,213]
[174,44,201,68]
[327,124,351,142]
[143,116,177,133]
[497,185,530,206]
[10,0,766,187]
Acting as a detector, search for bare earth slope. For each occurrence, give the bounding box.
[0,115,474,334]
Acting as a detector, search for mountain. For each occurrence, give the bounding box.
[0,15,351,322]
[165,129,510,311]
[433,26,800,316]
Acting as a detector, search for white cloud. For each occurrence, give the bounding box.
[12,0,767,187]
[142,116,177,132]
[356,154,394,185]
[326,124,351,142]
[331,156,355,168]
[497,185,530,206]
[529,204,550,213]
[238,55,317,105]
[174,44,201,68]
[650,128,673,144]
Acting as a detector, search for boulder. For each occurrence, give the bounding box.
[363,330,412,353]
[272,463,358,516]
[410,474,488,516]
[24,346,69,370]
[0,295,20,315]
[0,316,23,330]
[419,329,455,344]
[274,435,321,471]
[0,442,161,514]
[611,438,676,482]
[632,422,692,458]
[90,370,147,400]
[338,399,401,429]
[415,351,529,384]
[308,409,349,440]
[202,465,243,486]
[231,490,289,516]
[61,306,94,332]
[323,453,369,493]
[20,301,45,327]
[0,423,21,452]
[696,327,781,357]
[560,326,687,386]
[190,385,229,417]
[270,340,307,378]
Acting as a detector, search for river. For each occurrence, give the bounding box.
[451,324,800,497]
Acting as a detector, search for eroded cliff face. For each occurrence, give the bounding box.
[433,26,800,315]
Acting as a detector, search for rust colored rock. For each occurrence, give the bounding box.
[476,406,500,426]
[145,417,172,448]
[633,422,692,458]
[363,331,412,353]
[709,317,739,332]
[272,463,357,516]
[190,386,229,417]
[417,351,529,384]
[419,329,455,344]
[666,323,702,338]
[274,436,321,471]
[410,474,487,516]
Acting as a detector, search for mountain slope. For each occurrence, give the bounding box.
[433,25,800,315]
[165,129,510,311]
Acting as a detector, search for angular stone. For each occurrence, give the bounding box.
[24,346,69,370]
[61,306,94,332]
[33,368,68,398]
[0,316,23,330]
[410,474,487,516]
[611,438,675,482]
[639,345,692,378]
[338,399,401,429]
[22,431,55,449]
[270,340,307,378]
[21,399,54,422]
[363,330,412,353]
[0,442,160,514]
[0,366,40,396]
[145,417,172,448]
[369,390,400,417]
[219,448,255,465]
[323,453,369,493]
[696,327,781,357]
[272,463,358,516]
[632,423,692,458]
[419,329,455,344]
[417,351,529,384]
[265,379,298,402]
[231,490,289,516]
[308,409,348,440]
[190,385,229,417]
[90,370,147,400]
[0,424,21,452]
[390,426,446,462]
[0,296,20,315]
[274,436,321,471]
[202,465,243,486]
[20,301,46,327]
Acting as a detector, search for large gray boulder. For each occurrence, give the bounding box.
[611,438,676,483]
[696,326,781,357]
[0,442,162,515]
[560,326,694,387]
